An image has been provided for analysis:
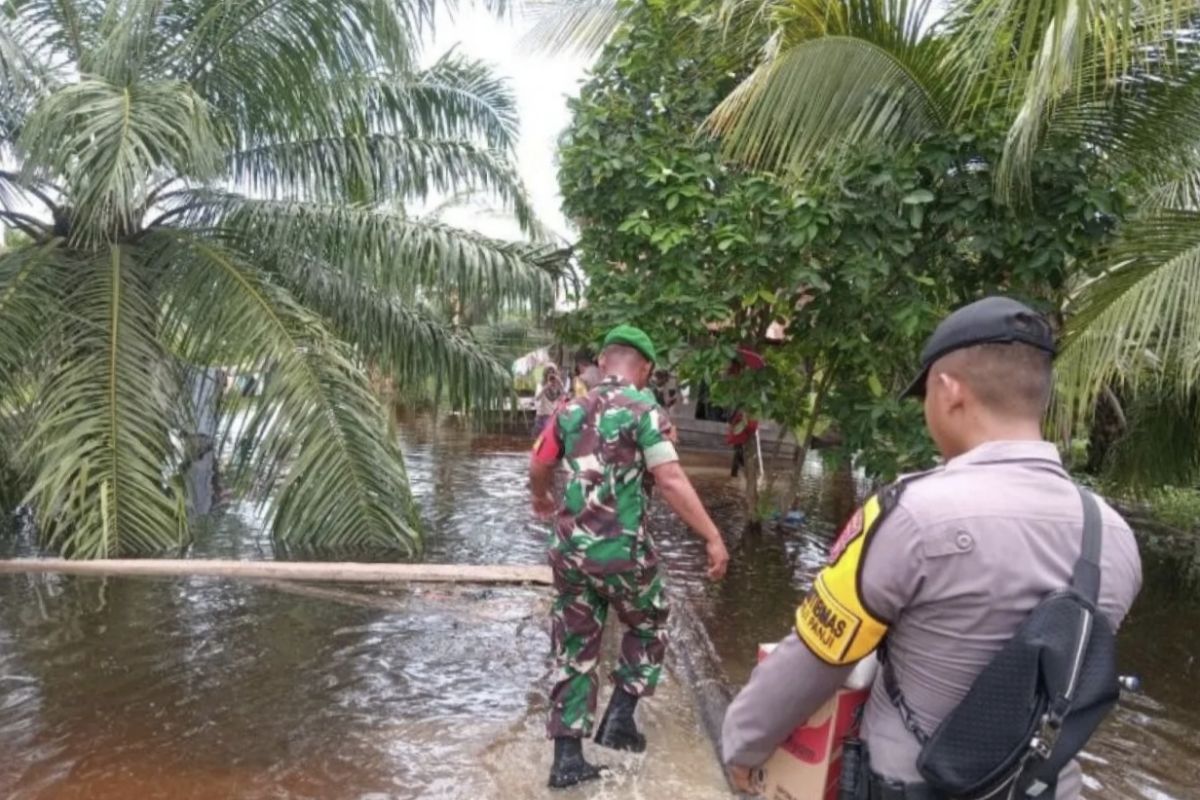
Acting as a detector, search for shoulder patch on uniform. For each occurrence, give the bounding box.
[795,486,907,665]
[829,510,861,563]
[828,483,905,566]
[796,574,869,663]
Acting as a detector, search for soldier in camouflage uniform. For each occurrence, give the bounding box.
[530,325,730,789]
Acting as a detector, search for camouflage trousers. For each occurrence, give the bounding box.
[546,557,670,739]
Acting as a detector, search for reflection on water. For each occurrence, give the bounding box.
[0,415,1197,799]
[0,575,727,799]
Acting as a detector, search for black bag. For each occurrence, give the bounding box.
[884,487,1120,799]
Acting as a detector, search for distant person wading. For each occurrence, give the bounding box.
[533,365,565,437]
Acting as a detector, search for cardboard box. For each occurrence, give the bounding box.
[755,644,875,800]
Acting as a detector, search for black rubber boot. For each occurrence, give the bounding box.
[548,737,605,789]
[594,687,647,753]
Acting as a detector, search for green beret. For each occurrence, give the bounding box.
[602,325,656,364]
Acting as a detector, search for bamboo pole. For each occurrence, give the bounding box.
[0,559,553,585]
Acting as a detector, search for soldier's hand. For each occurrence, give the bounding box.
[706,538,730,581]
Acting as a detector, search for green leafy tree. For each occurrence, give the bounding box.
[558,0,1118,509]
[703,0,1200,484]
[0,0,555,557]
[544,0,1200,488]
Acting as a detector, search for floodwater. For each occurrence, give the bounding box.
[0,416,1198,799]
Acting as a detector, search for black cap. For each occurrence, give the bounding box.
[901,296,1056,399]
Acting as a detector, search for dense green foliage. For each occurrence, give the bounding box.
[704,0,1200,487]
[558,1,1119,483]
[542,0,1200,499]
[1137,486,1200,533]
[0,0,552,557]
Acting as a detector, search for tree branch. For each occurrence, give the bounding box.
[1101,384,1128,433]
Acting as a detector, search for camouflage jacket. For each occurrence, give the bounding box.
[538,376,678,574]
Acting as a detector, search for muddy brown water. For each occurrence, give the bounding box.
[0,417,1197,799]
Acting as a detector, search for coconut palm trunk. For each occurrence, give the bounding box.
[182,365,223,516]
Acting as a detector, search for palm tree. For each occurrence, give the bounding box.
[535,0,1200,484]
[0,0,557,558]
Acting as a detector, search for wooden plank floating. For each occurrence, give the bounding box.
[0,559,553,585]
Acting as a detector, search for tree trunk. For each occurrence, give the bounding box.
[782,444,808,514]
[766,366,815,498]
[828,461,858,525]
[0,559,554,585]
[744,431,764,524]
[782,363,838,511]
[1085,385,1127,475]
[184,367,223,516]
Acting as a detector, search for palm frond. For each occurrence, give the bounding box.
[0,169,61,218]
[209,58,519,155]
[170,194,555,309]
[76,0,179,84]
[155,232,421,553]
[174,0,423,78]
[168,0,428,146]
[274,254,514,410]
[0,240,67,382]
[521,0,779,60]
[774,0,937,49]
[22,244,187,557]
[993,0,1088,201]
[520,0,626,55]
[1050,67,1200,192]
[469,320,556,364]
[0,387,35,511]
[214,49,529,215]
[713,0,792,63]
[19,78,223,245]
[707,33,948,172]
[0,17,32,89]
[1141,162,1200,211]
[226,134,530,211]
[351,52,521,152]
[3,0,97,65]
[1055,209,1200,432]
[0,5,72,134]
[946,0,1193,111]
[947,0,1198,197]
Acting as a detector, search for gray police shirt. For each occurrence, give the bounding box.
[721,440,1142,800]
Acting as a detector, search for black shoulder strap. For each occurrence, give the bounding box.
[880,640,930,746]
[1070,487,1103,605]
[882,484,1105,746]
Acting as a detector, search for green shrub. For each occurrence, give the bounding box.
[1142,486,1200,532]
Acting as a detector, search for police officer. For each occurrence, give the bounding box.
[721,297,1142,799]
[530,324,730,789]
